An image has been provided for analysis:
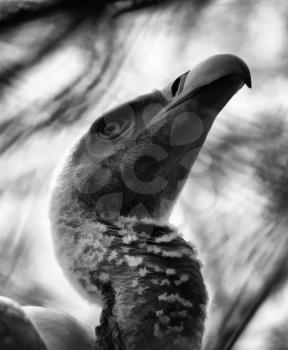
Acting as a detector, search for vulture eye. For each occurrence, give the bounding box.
[102,121,121,137]
[92,116,132,140]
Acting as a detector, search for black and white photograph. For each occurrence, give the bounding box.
[0,1,287,349]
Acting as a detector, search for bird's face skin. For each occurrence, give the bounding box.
[65,54,251,221]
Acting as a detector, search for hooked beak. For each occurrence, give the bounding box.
[161,53,251,104]
[144,53,251,152]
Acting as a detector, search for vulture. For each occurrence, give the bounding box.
[0,54,251,350]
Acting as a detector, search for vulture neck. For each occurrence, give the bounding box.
[51,185,207,349]
[90,215,207,350]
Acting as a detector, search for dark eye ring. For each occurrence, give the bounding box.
[91,117,132,140]
[102,122,121,137]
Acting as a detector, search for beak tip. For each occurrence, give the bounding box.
[242,62,252,88]
[226,53,252,89]
[246,75,252,88]
[212,53,252,89]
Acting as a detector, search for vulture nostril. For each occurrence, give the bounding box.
[171,76,181,97]
[171,71,189,97]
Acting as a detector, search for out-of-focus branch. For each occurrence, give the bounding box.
[0,0,109,31]
[203,112,288,350]
[205,222,288,350]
